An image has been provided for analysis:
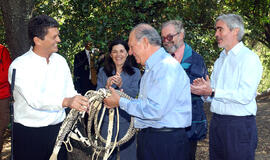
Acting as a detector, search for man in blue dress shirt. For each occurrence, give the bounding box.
[191,14,263,160]
[104,23,192,160]
[161,20,209,160]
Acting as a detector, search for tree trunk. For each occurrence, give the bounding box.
[0,0,34,60]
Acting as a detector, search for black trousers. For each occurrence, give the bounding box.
[13,122,67,160]
[188,140,197,160]
[137,128,190,160]
[209,113,257,160]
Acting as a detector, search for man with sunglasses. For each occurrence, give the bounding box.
[161,20,208,160]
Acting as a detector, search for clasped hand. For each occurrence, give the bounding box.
[190,75,212,96]
[106,72,122,89]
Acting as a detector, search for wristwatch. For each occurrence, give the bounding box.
[210,88,215,98]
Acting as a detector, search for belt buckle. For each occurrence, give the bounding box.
[135,128,141,132]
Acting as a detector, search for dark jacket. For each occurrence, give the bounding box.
[181,43,208,141]
[73,50,96,95]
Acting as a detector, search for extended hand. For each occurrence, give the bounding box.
[62,95,89,112]
[104,87,120,108]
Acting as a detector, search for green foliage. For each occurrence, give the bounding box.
[0,9,5,44]
[224,0,270,48]
[221,0,270,92]
[1,0,270,92]
[31,0,221,72]
[253,42,270,92]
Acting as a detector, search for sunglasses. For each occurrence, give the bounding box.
[162,32,179,42]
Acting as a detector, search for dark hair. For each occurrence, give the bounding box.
[28,15,59,46]
[104,39,136,77]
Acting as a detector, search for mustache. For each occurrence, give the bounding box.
[216,36,221,40]
[163,41,174,45]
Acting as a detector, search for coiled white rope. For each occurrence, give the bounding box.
[49,88,136,160]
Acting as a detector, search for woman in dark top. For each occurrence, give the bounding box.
[96,39,141,160]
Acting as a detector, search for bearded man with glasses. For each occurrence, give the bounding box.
[161,20,208,160]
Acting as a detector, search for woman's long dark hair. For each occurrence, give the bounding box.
[104,39,136,77]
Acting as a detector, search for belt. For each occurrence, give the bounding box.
[138,127,184,133]
[213,113,255,120]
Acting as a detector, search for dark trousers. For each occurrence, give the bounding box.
[209,113,257,160]
[137,128,190,160]
[188,140,197,160]
[0,98,10,154]
[13,122,67,160]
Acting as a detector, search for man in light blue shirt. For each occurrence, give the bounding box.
[104,23,192,160]
[191,14,263,160]
[161,20,209,160]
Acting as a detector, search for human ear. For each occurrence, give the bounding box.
[33,37,41,46]
[142,37,149,49]
[233,28,239,37]
[179,32,184,40]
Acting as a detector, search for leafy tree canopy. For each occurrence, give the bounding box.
[1,0,269,92]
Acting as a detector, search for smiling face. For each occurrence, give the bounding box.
[161,24,183,54]
[128,31,146,65]
[215,20,239,52]
[38,27,61,55]
[110,44,128,67]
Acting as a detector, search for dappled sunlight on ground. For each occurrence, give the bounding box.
[196,95,270,160]
[1,95,270,160]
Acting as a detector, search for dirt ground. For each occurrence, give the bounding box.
[195,94,270,160]
[1,94,270,160]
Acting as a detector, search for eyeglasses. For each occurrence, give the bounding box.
[162,32,179,42]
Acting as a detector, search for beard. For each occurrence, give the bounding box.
[164,42,180,54]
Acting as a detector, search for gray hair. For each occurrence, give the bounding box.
[161,20,185,36]
[216,14,244,41]
[131,23,161,46]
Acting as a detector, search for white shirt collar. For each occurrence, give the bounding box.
[220,41,244,57]
[229,41,244,55]
[29,48,59,64]
[85,49,91,63]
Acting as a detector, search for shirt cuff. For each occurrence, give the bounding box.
[201,96,212,102]
[119,97,130,111]
[60,97,67,109]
